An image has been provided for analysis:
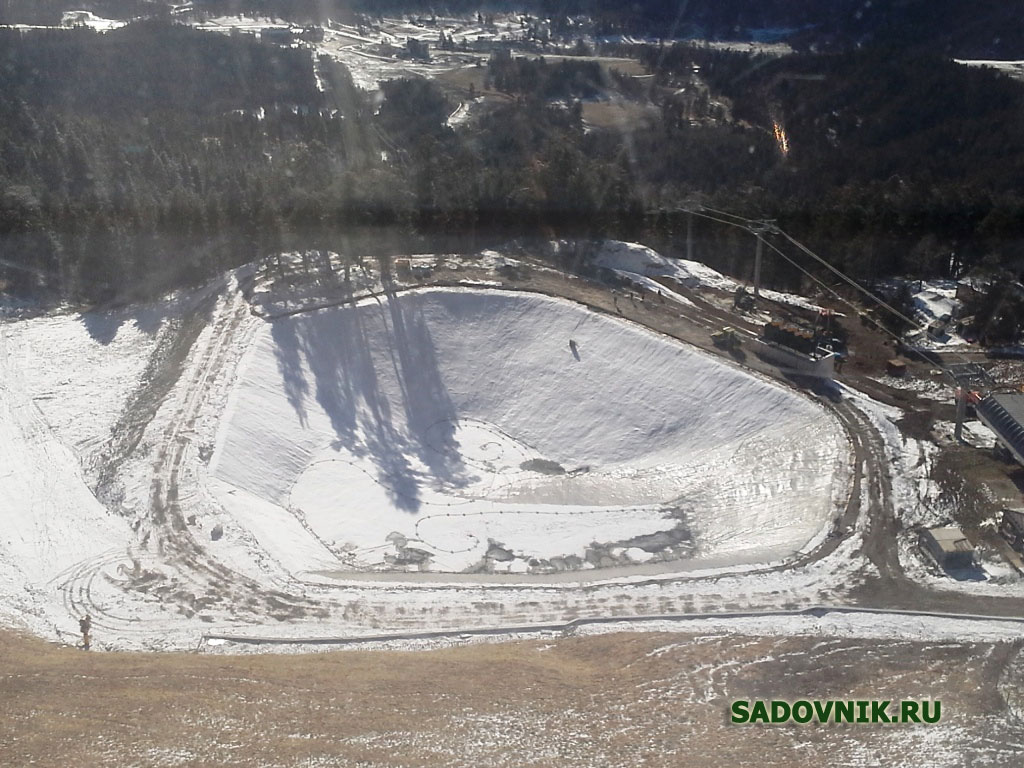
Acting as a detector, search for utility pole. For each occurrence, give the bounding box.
[948,363,994,443]
[753,233,764,297]
[954,387,967,442]
[750,220,775,298]
[686,208,694,262]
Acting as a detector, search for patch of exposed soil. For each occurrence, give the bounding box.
[3,629,1023,767]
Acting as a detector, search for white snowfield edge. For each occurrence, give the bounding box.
[210,288,849,576]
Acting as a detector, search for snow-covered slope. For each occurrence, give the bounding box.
[0,320,134,637]
[211,288,849,574]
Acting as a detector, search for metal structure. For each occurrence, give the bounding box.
[977,392,1024,463]
[749,220,777,298]
[948,363,996,441]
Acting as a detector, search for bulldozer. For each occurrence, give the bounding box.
[712,326,741,350]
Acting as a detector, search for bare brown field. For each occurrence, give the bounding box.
[581,100,661,130]
[526,53,648,77]
[435,53,646,99]
[2,629,1023,767]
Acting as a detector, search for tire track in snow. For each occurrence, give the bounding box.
[58,289,325,635]
[144,291,325,620]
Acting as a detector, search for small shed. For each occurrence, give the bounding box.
[887,358,907,377]
[919,526,974,569]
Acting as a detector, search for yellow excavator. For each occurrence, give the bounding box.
[711,326,741,350]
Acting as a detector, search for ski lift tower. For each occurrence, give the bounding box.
[750,219,778,298]
[678,198,704,264]
[947,362,995,441]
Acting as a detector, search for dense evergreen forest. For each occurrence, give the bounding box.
[1,18,1024,305]
[0,21,383,300]
[626,42,1024,281]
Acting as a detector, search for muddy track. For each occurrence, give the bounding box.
[92,299,214,511]
[58,289,327,634]
[142,292,326,621]
[842,400,905,583]
[55,550,152,637]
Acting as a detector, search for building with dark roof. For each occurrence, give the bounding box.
[1001,509,1024,553]
[976,392,1024,464]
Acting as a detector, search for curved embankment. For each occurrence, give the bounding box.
[209,288,849,576]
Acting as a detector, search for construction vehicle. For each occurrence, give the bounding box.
[712,326,741,350]
[757,316,837,378]
[733,286,755,311]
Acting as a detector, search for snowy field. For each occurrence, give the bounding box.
[194,16,497,91]
[0,278,862,649]
[210,288,849,576]
[11,251,1018,652]
[955,59,1024,82]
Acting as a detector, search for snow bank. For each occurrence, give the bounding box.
[593,240,737,292]
[913,281,960,324]
[591,240,823,310]
[60,10,125,31]
[1,309,160,467]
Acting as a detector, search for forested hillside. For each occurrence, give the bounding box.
[0,21,381,300]
[627,42,1024,280]
[187,0,1023,57]
[2,19,1024,305]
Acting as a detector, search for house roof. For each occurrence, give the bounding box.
[922,526,974,554]
[1003,509,1024,528]
[978,393,1024,464]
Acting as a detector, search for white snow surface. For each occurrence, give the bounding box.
[1,308,162,470]
[0,318,134,636]
[591,240,823,310]
[60,10,125,31]
[955,59,1024,82]
[913,280,960,323]
[210,288,848,574]
[593,240,737,291]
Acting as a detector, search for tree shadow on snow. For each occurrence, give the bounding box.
[296,301,422,512]
[280,287,473,514]
[382,288,468,488]
[271,319,310,428]
[79,310,125,345]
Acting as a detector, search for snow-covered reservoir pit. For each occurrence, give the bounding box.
[210,288,850,576]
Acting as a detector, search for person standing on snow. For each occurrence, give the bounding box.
[79,614,91,650]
